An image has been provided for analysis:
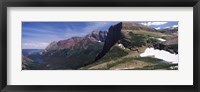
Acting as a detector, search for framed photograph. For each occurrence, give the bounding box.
[0,0,199,92]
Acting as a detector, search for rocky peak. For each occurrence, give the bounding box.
[44,41,59,52]
[86,30,107,42]
[90,30,102,35]
[57,37,83,49]
[43,30,108,54]
[95,23,122,61]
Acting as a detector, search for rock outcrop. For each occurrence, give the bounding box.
[86,30,107,42]
[95,22,157,61]
[94,23,122,61]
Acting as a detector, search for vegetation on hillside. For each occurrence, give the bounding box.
[81,29,178,70]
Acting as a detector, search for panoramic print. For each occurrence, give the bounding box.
[22,22,178,70]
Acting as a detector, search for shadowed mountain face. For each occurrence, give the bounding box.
[94,23,122,61]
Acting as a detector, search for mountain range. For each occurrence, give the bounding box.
[22,22,178,70]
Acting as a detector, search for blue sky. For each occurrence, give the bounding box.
[137,22,178,30]
[22,21,178,49]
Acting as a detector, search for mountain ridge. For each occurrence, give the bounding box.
[95,22,158,61]
[43,30,107,53]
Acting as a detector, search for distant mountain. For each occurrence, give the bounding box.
[22,49,43,56]
[160,27,178,35]
[43,30,107,52]
[85,30,107,42]
[38,30,107,69]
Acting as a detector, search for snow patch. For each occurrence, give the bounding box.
[140,48,178,64]
[157,38,166,42]
[118,43,125,49]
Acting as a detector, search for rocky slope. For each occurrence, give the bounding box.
[85,30,107,42]
[160,27,178,35]
[43,31,107,52]
[38,30,107,69]
[22,56,43,70]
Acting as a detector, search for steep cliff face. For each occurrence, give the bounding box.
[95,23,122,61]
[95,22,157,61]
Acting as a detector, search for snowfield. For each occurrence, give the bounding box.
[140,48,178,64]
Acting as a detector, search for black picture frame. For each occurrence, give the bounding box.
[0,0,200,92]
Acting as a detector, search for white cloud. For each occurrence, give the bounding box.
[172,25,178,27]
[140,22,168,26]
[23,42,49,49]
[163,25,178,29]
[164,26,170,28]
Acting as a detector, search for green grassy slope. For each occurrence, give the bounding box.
[81,30,178,70]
